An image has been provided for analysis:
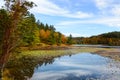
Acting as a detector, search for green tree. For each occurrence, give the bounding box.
[48,31,56,45]
[57,32,62,45]
[45,24,49,31]
[49,25,56,31]
[18,13,40,46]
[67,34,73,45]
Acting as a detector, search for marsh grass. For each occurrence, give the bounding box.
[10,47,113,60]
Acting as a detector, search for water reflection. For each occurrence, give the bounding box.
[31,53,120,80]
[0,55,57,80]
[0,53,120,80]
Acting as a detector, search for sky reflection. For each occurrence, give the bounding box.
[30,53,120,80]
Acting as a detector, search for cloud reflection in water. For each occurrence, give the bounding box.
[30,53,120,80]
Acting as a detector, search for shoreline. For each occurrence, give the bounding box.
[20,45,73,50]
[94,49,120,61]
[20,44,120,50]
[20,45,120,61]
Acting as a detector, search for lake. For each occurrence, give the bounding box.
[30,53,120,80]
[1,51,120,80]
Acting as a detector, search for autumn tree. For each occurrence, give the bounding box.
[61,35,67,44]
[72,31,120,46]
[0,0,35,68]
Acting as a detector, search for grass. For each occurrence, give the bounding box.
[10,47,113,60]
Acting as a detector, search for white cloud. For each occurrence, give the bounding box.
[94,0,120,16]
[63,33,88,37]
[111,5,120,16]
[29,0,93,18]
[94,0,109,10]
[57,17,120,28]
[55,0,120,29]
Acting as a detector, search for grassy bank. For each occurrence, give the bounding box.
[11,47,113,59]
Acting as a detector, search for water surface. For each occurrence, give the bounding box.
[30,53,120,80]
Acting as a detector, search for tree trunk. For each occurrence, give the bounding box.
[0,27,11,69]
[0,28,10,78]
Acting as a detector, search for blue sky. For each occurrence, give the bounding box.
[0,0,120,37]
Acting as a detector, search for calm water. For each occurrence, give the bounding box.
[1,52,120,80]
[30,53,120,80]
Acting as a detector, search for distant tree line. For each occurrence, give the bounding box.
[73,31,120,46]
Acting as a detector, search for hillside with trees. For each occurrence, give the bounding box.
[18,13,69,47]
[73,31,120,46]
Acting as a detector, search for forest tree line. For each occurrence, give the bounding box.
[73,31,120,46]
[0,10,72,48]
